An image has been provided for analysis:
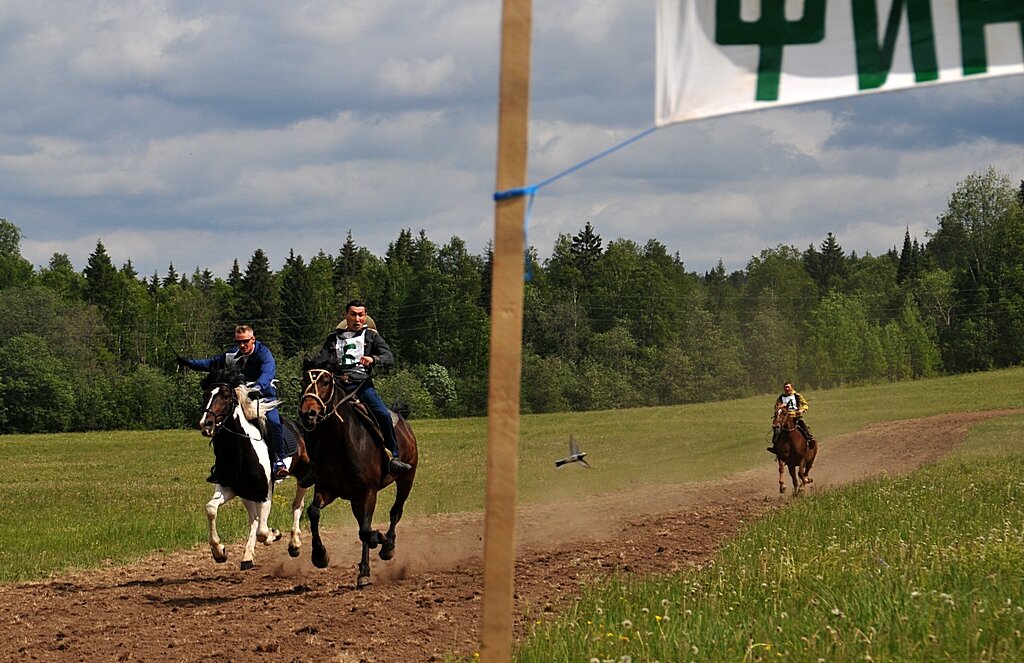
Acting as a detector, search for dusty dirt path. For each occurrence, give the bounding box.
[1,410,1017,662]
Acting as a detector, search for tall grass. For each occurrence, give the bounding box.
[513,414,1024,662]
[2,367,1022,583]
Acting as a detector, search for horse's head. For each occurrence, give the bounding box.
[772,404,794,430]
[199,366,245,437]
[299,350,342,431]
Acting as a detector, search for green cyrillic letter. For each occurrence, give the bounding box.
[958,0,1024,75]
[852,0,938,89]
[716,0,827,101]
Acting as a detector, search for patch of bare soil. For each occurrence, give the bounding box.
[1,410,1017,662]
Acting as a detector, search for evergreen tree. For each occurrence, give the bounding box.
[83,240,119,313]
[38,253,84,301]
[163,262,179,288]
[279,250,322,357]
[897,229,915,284]
[237,249,281,349]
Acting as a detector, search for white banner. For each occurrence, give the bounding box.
[657,0,1024,125]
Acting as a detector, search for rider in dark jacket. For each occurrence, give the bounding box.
[322,300,412,475]
[179,325,289,482]
[769,381,816,454]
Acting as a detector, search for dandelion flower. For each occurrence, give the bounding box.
[621,620,633,629]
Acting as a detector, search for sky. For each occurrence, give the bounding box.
[2,0,1023,280]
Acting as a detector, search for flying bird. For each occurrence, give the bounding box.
[555,435,591,468]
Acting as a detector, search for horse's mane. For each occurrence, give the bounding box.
[200,365,271,421]
[302,348,341,374]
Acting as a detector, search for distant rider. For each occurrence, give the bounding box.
[179,325,289,482]
[322,300,413,476]
[768,381,817,454]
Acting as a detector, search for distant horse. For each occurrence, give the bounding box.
[770,404,816,495]
[298,351,418,588]
[198,366,312,569]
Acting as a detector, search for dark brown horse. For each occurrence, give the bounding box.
[770,404,816,494]
[197,366,311,568]
[298,351,418,588]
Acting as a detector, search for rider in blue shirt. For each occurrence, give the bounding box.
[179,325,289,482]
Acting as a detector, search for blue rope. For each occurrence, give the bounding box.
[492,126,658,280]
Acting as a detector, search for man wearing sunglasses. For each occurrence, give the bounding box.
[178,325,289,482]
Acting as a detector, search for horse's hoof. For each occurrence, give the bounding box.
[270,529,283,543]
[288,545,301,558]
[312,552,330,569]
[240,560,254,571]
[779,486,786,495]
[357,575,372,589]
[379,545,395,561]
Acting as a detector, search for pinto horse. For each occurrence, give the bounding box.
[298,351,418,588]
[770,405,817,495]
[198,366,311,569]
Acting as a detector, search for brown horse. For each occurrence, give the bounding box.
[197,366,311,568]
[298,351,418,588]
[770,404,816,494]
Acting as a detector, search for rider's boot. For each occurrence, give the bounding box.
[272,459,289,480]
[387,450,413,475]
[800,422,817,449]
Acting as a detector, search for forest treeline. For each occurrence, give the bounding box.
[1,167,1022,434]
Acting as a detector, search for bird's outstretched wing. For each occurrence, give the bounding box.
[568,434,580,455]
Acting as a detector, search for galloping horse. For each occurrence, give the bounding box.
[198,366,311,569]
[298,351,418,588]
[770,404,816,494]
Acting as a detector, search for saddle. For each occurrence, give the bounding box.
[249,402,298,457]
[350,399,399,460]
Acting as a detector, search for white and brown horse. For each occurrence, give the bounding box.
[198,366,311,569]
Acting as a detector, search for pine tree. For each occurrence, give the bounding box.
[237,249,281,349]
[83,240,119,312]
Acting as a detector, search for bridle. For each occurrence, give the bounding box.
[299,369,363,432]
[201,383,237,434]
[201,382,261,440]
[773,406,798,432]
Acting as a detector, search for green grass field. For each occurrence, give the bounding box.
[511,413,1024,662]
[1,367,1022,587]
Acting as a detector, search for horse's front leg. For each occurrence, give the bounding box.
[351,490,382,588]
[778,459,786,494]
[206,489,234,563]
[255,498,282,546]
[380,477,413,561]
[288,484,309,558]
[308,491,335,569]
[789,464,800,493]
[240,499,263,570]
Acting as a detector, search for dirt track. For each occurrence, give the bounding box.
[1,410,1017,662]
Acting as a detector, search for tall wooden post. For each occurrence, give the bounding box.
[481,0,531,660]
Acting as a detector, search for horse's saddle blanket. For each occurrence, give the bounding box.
[252,417,298,457]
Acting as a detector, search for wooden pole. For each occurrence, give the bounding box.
[481,0,531,660]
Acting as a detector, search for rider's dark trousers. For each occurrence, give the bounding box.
[343,383,400,459]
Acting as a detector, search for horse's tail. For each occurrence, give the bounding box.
[390,400,411,419]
